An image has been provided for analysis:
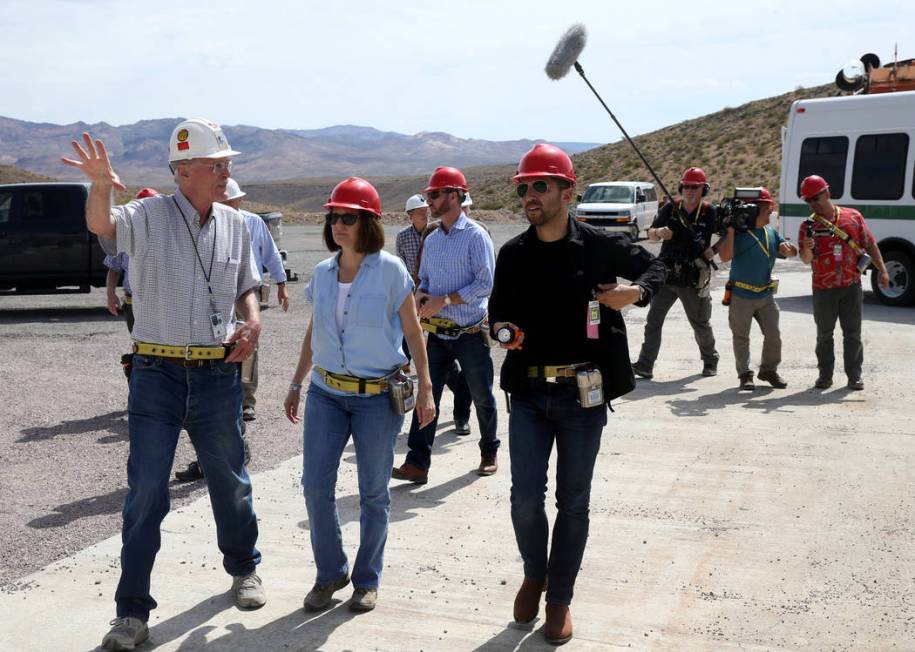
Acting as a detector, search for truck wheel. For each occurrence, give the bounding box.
[872,250,915,306]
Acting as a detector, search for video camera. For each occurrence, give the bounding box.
[717,187,764,233]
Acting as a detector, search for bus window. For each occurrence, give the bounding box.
[852,133,909,200]
[797,136,848,199]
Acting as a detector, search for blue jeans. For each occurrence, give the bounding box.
[508,381,607,606]
[403,336,471,421]
[116,355,260,620]
[405,331,499,470]
[301,383,404,589]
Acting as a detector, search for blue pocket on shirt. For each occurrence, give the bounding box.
[355,294,386,327]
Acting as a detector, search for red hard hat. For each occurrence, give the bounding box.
[323,177,382,218]
[680,167,708,185]
[800,175,829,200]
[135,187,159,199]
[512,143,576,184]
[751,187,774,204]
[424,167,468,193]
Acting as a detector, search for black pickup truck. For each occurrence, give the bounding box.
[0,182,108,294]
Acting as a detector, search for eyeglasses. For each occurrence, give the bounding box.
[193,159,233,175]
[681,184,702,191]
[426,189,456,200]
[325,212,360,226]
[516,180,550,197]
[804,192,825,204]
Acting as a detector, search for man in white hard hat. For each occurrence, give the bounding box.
[62,118,266,651]
[462,191,473,216]
[396,194,429,282]
[175,177,289,481]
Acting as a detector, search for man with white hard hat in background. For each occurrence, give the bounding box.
[462,192,473,215]
[62,118,266,651]
[174,177,289,482]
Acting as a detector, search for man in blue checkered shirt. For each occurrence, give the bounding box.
[392,167,499,484]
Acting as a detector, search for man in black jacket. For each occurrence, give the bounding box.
[632,167,720,378]
[489,144,666,645]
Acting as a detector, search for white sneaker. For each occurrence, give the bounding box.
[233,572,267,609]
[101,617,149,650]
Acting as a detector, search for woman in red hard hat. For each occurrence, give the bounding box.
[284,177,435,612]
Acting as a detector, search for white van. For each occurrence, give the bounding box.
[574,181,658,241]
[779,89,915,306]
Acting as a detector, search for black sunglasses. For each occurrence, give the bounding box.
[804,192,825,204]
[516,180,550,197]
[325,212,359,226]
[426,189,456,200]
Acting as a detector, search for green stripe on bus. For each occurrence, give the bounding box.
[780,203,915,220]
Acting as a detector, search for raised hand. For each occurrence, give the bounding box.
[61,133,126,191]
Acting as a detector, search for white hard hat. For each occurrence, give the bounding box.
[405,194,428,212]
[168,118,240,162]
[225,178,246,201]
[462,192,473,207]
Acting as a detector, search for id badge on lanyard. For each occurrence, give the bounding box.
[586,300,600,339]
[210,308,227,340]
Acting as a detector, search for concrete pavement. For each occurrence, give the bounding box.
[1,261,913,651]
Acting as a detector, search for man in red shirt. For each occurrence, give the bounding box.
[797,175,889,390]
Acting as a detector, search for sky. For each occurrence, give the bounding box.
[2,0,913,144]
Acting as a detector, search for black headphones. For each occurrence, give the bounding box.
[678,182,710,197]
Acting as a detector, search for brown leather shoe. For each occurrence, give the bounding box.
[477,453,498,476]
[513,577,546,623]
[544,603,573,645]
[391,462,428,485]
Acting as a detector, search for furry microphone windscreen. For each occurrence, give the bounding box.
[545,23,587,80]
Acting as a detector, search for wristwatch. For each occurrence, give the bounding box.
[289,382,303,392]
[443,294,452,306]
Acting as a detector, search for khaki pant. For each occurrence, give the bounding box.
[241,344,258,410]
[728,293,781,378]
[636,283,719,369]
[812,282,863,381]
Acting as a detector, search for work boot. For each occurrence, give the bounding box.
[631,361,653,379]
[303,575,350,612]
[391,462,428,485]
[738,372,755,391]
[757,370,788,388]
[477,453,498,476]
[513,577,546,624]
[232,572,266,610]
[847,378,864,391]
[544,603,573,645]
[101,617,148,651]
[175,460,204,482]
[453,418,471,436]
[701,361,718,377]
[349,587,378,612]
[815,375,833,389]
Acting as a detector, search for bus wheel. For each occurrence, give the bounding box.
[873,250,915,306]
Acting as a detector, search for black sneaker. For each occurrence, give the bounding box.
[738,373,755,391]
[814,376,833,389]
[847,378,864,391]
[453,419,471,436]
[242,406,256,422]
[632,361,653,379]
[701,362,718,377]
[175,460,205,482]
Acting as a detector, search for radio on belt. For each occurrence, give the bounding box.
[388,371,415,415]
[576,368,604,408]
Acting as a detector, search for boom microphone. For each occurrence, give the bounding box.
[545,24,587,80]
[545,23,675,202]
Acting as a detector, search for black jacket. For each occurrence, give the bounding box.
[488,218,667,403]
[652,200,718,264]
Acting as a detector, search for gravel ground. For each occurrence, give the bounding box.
[0,223,523,585]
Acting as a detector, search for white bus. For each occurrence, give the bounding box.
[779,89,915,306]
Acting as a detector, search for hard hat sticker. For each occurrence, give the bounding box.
[177,142,190,150]
[176,129,189,142]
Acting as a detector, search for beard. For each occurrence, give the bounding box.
[524,200,559,226]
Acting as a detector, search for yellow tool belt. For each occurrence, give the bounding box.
[133,342,226,360]
[420,316,483,337]
[527,363,591,379]
[732,280,777,293]
[316,367,389,395]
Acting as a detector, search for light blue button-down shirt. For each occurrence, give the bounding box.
[103,252,131,294]
[417,212,495,337]
[305,250,413,395]
[240,209,286,283]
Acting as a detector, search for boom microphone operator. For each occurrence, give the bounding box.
[545,23,674,203]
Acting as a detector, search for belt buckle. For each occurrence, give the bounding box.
[184,345,194,361]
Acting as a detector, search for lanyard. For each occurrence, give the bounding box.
[746,227,770,259]
[173,197,217,296]
[810,206,866,256]
[675,201,701,230]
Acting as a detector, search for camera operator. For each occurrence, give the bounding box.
[797,175,889,391]
[717,188,797,390]
[632,167,720,379]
